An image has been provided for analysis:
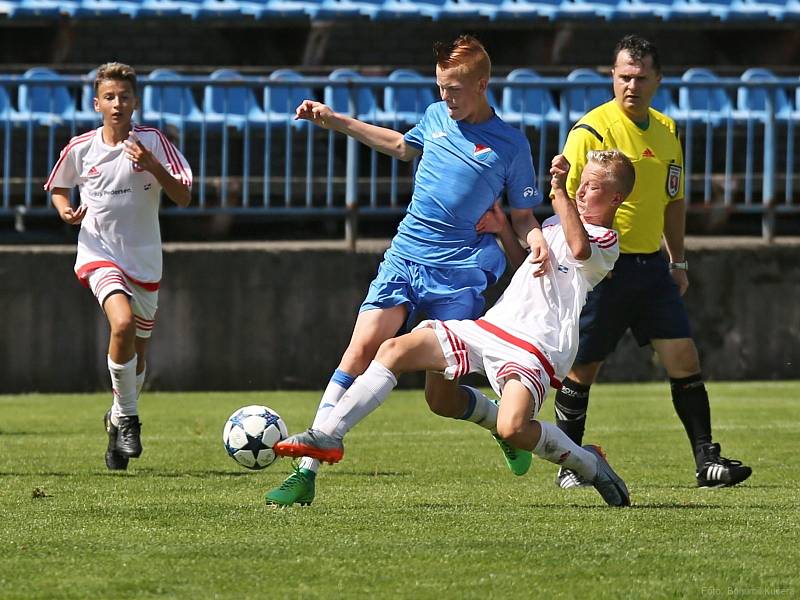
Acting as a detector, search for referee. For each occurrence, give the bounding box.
[553,34,751,489]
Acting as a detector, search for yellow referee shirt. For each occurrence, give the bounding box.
[562,100,684,254]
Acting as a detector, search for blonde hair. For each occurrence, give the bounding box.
[587,149,636,199]
[434,35,491,81]
[94,62,137,96]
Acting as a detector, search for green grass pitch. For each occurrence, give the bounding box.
[1,382,798,599]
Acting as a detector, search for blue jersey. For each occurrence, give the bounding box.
[390,101,541,283]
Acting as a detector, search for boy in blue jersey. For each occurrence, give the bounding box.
[265,35,547,506]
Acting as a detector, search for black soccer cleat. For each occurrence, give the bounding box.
[696,442,752,488]
[115,415,143,459]
[104,410,129,471]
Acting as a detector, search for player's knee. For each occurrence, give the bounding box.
[109,313,136,341]
[495,414,526,442]
[374,337,403,370]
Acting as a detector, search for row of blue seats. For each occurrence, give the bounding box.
[2,0,800,21]
[1,66,798,131]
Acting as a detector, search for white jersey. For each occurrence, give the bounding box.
[482,215,619,381]
[45,124,192,287]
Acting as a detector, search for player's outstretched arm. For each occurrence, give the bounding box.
[295,100,421,162]
[550,155,590,261]
[124,134,191,207]
[51,188,87,225]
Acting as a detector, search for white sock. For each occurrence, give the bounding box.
[299,370,355,472]
[458,386,499,431]
[136,365,146,398]
[318,361,397,439]
[108,354,138,426]
[533,421,598,481]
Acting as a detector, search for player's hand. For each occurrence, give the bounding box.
[550,154,570,191]
[526,228,550,277]
[124,132,158,173]
[58,203,87,225]
[295,100,335,129]
[670,268,689,296]
[475,199,507,234]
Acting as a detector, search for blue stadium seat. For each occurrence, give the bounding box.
[142,68,204,128]
[501,68,559,127]
[242,0,316,18]
[746,0,800,20]
[265,69,315,126]
[313,0,373,18]
[379,69,437,126]
[674,68,733,125]
[131,0,189,18]
[667,0,716,20]
[203,69,267,129]
[367,0,431,19]
[72,0,139,17]
[17,68,76,126]
[614,0,673,20]
[6,0,78,18]
[715,0,776,20]
[434,0,489,20]
[556,0,618,20]
[181,0,260,19]
[651,86,678,116]
[565,68,610,122]
[325,69,379,121]
[490,0,559,20]
[734,68,792,121]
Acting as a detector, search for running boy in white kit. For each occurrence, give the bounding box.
[46,62,192,470]
[276,150,635,507]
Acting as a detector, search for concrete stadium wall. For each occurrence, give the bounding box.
[1,238,798,394]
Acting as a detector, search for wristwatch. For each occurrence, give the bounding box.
[669,261,689,271]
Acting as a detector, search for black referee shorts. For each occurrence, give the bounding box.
[574,252,693,364]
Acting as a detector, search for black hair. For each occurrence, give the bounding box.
[613,34,661,73]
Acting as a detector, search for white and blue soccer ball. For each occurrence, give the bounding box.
[223,405,288,470]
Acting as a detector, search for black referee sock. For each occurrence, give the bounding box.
[554,377,592,445]
[670,373,713,465]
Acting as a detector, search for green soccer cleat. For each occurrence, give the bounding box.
[265,466,316,507]
[492,433,532,476]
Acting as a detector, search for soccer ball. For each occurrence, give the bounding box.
[222,405,288,470]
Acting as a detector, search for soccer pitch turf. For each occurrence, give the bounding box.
[0,383,798,599]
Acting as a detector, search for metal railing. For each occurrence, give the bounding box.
[0,74,797,241]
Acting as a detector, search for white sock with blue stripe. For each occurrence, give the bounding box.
[318,361,397,439]
[458,386,498,431]
[300,368,355,472]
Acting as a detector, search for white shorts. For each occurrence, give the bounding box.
[415,319,551,419]
[86,267,158,339]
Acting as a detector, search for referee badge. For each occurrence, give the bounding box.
[666,164,682,198]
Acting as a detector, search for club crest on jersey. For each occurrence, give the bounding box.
[87,166,100,178]
[473,144,492,159]
[666,163,682,198]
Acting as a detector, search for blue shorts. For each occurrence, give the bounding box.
[575,252,693,364]
[360,251,490,328]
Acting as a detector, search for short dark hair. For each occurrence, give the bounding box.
[613,34,661,73]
